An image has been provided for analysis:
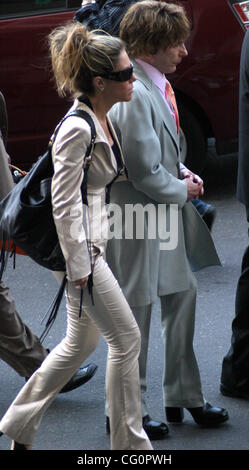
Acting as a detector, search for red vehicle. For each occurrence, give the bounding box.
[0,0,248,172]
[173,0,248,171]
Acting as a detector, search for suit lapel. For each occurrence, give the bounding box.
[133,61,180,152]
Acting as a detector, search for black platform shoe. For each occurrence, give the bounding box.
[166,403,229,427]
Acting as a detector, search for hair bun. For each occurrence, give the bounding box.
[49,21,124,97]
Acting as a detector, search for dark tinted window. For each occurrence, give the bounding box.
[0,1,78,18]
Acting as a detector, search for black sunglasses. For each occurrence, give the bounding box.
[100,63,134,82]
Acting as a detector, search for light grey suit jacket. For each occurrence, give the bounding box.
[107,61,220,307]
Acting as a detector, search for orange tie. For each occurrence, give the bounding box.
[165,80,179,133]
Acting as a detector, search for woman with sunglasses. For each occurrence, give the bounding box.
[0,22,152,451]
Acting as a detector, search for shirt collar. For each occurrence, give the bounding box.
[136,58,166,98]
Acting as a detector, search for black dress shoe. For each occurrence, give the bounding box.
[220,383,249,400]
[60,363,98,393]
[25,363,97,393]
[106,415,168,440]
[166,403,229,427]
[142,414,169,440]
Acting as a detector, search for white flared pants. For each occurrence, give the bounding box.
[0,256,152,450]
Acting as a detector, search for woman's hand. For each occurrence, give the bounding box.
[73,276,89,290]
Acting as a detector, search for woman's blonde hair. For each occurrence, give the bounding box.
[48,22,125,97]
[120,1,190,58]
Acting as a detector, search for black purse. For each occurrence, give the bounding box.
[0,109,96,275]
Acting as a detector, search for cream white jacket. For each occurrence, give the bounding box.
[51,100,123,282]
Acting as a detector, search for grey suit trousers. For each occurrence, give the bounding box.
[0,281,47,377]
[133,270,204,416]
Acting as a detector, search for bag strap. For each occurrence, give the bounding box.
[74,110,96,306]
[39,274,67,342]
[49,109,96,154]
[49,109,96,204]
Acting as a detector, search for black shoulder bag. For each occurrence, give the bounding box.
[0,109,96,340]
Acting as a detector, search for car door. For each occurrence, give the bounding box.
[0,0,78,168]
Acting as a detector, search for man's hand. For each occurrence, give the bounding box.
[183,177,201,200]
[181,167,204,200]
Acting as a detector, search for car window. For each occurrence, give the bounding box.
[0,0,79,18]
